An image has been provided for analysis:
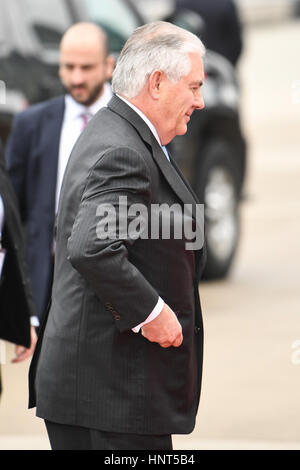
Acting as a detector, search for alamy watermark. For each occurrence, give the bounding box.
[95,196,205,250]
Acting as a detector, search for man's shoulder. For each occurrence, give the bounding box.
[15,95,65,123]
[88,106,147,152]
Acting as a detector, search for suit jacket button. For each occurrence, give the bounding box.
[194,326,201,334]
[112,311,120,320]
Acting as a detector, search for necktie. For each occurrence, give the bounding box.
[80,111,92,130]
[161,145,170,162]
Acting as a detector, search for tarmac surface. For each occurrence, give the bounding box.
[0,18,300,450]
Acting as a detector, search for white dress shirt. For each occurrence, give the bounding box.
[55,83,113,213]
[116,95,171,333]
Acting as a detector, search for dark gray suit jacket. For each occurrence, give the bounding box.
[29,95,205,435]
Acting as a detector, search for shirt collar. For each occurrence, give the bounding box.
[64,82,113,120]
[116,94,162,146]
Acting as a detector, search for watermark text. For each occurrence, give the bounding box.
[95,196,204,250]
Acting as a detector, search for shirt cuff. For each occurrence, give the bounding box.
[30,316,40,327]
[132,297,164,333]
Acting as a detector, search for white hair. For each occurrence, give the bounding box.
[112,21,205,98]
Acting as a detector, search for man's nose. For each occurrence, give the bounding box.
[194,94,205,110]
[71,68,85,84]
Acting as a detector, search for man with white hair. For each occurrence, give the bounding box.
[29,21,206,450]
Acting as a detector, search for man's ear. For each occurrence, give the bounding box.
[148,70,164,100]
[105,55,116,81]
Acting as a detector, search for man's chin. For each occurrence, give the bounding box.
[64,82,104,107]
[70,92,90,105]
[177,125,188,136]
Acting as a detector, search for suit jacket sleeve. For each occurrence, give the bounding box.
[67,147,159,333]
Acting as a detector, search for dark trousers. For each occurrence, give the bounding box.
[45,420,173,450]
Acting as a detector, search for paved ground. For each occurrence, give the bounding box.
[0,18,300,450]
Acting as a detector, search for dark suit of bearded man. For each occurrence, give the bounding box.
[6,86,112,324]
[5,97,65,324]
[29,22,206,450]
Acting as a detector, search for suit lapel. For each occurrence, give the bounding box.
[150,133,198,207]
[169,152,201,204]
[44,96,65,173]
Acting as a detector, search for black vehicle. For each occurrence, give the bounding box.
[0,0,247,279]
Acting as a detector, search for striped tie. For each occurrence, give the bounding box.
[80,112,92,130]
[161,145,170,162]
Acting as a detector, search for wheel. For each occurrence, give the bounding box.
[195,139,241,279]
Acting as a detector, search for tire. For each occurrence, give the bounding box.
[194,139,241,280]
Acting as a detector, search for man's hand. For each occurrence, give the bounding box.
[141,303,183,348]
[12,326,38,363]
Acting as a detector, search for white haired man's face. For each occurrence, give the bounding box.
[156,53,205,145]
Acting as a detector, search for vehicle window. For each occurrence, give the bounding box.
[133,0,174,22]
[22,0,73,49]
[83,0,141,52]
